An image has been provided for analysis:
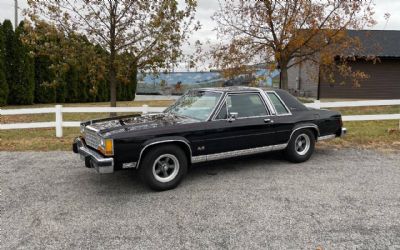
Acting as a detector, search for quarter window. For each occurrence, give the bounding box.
[267,92,290,115]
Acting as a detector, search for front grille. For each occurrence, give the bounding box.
[84,127,101,149]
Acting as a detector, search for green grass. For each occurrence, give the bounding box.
[331,105,400,115]
[0,128,79,151]
[318,120,400,151]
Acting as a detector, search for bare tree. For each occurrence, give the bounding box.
[212,0,376,89]
[27,0,199,107]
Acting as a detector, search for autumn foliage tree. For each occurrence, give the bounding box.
[212,0,376,90]
[27,0,199,107]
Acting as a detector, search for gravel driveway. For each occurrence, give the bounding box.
[1,148,400,249]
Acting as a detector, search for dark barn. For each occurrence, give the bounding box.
[288,30,400,99]
[320,30,400,99]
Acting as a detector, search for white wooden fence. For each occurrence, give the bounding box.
[1,99,400,138]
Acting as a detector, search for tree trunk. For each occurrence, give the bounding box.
[280,65,289,90]
[108,53,117,117]
[109,61,117,107]
[109,4,117,116]
[131,60,138,101]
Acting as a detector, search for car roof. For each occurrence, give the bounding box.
[197,86,277,93]
[196,86,309,112]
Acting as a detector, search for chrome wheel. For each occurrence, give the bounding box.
[295,133,310,156]
[152,154,180,183]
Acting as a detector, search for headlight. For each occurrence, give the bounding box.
[98,138,114,156]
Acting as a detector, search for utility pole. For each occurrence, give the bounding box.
[14,0,18,28]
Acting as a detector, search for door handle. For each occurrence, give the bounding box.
[264,118,274,124]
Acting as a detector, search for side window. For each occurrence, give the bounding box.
[227,93,268,118]
[267,92,290,115]
[215,102,228,120]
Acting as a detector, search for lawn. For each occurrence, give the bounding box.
[1,100,399,151]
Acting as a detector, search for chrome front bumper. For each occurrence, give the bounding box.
[73,137,114,174]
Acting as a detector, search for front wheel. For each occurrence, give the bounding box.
[284,129,315,163]
[139,145,188,191]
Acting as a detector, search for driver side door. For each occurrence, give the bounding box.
[200,92,275,155]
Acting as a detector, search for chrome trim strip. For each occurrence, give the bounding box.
[137,139,193,168]
[289,125,320,142]
[259,89,277,115]
[211,92,228,120]
[191,143,288,163]
[86,125,100,133]
[317,128,346,141]
[317,134,336,141]
[122,162,137,169]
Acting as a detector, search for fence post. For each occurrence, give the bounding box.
[142,104,149,114]
[55,105,63,138]
[314,100,321,109]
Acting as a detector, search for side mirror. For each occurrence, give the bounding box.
[228,112,238,122]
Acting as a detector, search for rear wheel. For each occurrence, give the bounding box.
[139,145,188,191]
[285,129,315,163]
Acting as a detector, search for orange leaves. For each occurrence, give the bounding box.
[213,0,377,89]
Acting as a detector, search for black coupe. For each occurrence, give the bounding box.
[73,87,346,190]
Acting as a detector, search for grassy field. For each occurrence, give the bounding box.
[1,100,399,151]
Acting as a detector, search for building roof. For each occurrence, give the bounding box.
[347,30,400,58]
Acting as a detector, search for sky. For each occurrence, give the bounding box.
[1,0,399,70]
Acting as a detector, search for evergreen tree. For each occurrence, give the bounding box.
[15,22,35,104]
[2,20,16,104]
[4,21,35,105]
[0,23,8,106]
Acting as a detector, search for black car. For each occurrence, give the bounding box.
[73,87,346,190]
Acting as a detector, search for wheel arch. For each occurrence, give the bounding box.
[137,137,192,169]
[289,123,320,142]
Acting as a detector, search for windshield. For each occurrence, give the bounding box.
[165,90,222,121]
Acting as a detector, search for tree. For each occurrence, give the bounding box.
[212,0,376,90]
[34,54,56,103]
[0,23,8,106]
[2,21,35,105]
[2,20,16,104]
[27,0,199,108]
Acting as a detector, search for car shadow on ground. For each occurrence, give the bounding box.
[82,150,299,194]
[81,148,334,194]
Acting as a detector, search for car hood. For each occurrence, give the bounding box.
[86,113,199,137]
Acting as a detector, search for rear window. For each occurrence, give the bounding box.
[267,92,290,115]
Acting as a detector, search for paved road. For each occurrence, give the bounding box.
[1,149,400,249]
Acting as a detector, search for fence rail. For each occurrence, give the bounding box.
[1,99,399,137]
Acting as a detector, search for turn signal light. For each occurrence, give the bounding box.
[98,138,114,156]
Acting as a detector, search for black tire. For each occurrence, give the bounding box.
[285,129,315,163]
[139,144,188,191]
